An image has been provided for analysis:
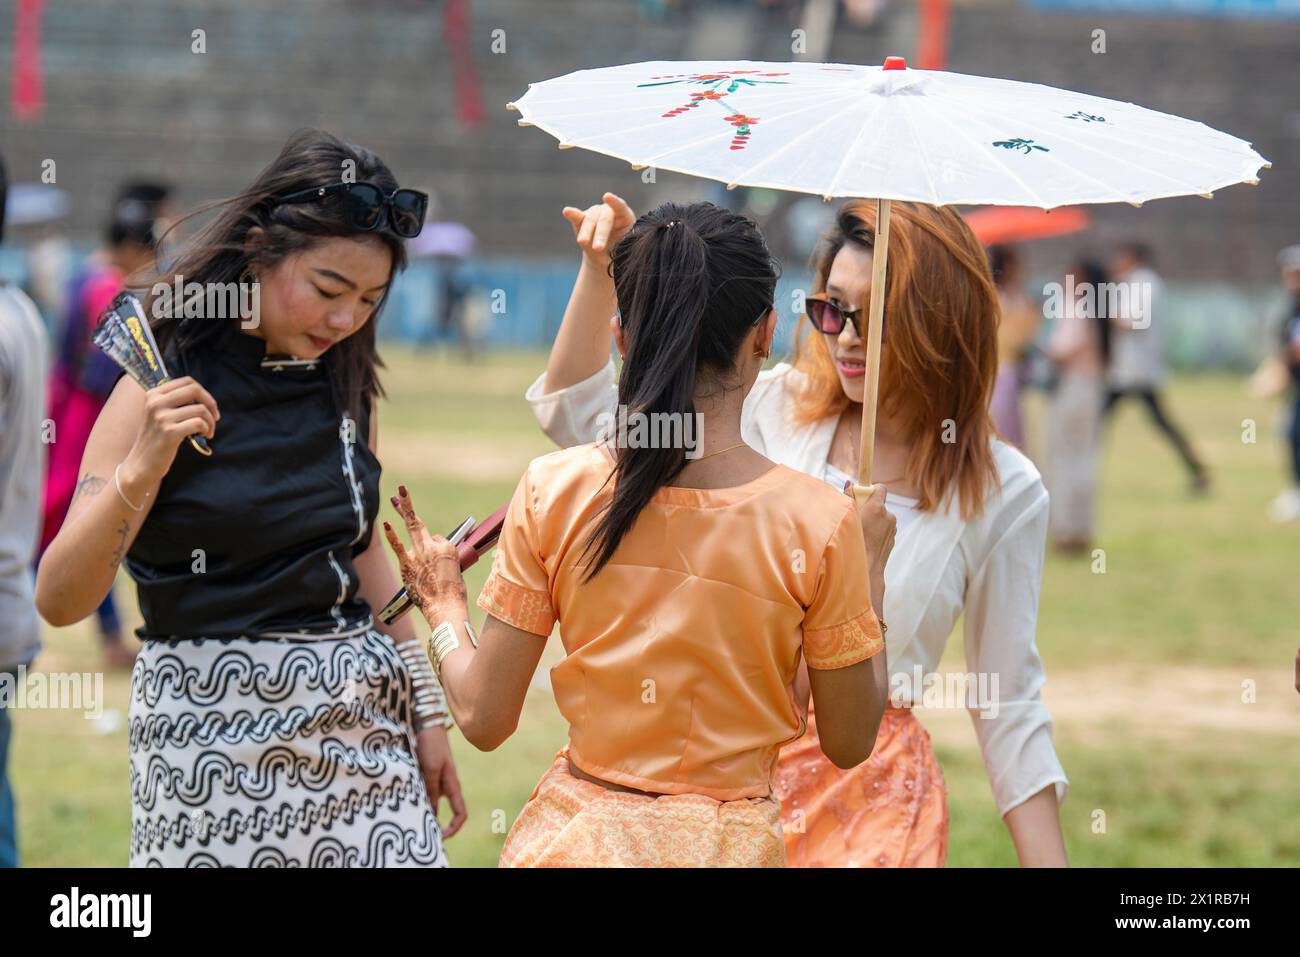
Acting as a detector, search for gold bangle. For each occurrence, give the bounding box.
[427,620,461,678]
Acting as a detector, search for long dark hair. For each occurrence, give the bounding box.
[1076,259,1111,366]
[577,201,777,581]
[141,128,410,417]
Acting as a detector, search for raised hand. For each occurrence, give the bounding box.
[125,376,220,484]
[562,191,637,271]
[382,484,468,622]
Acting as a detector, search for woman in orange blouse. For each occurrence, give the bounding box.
[383,201,896,866]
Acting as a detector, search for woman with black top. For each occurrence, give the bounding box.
[36,129,464,866]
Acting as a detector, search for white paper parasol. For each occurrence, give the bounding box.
[510,57,1270,481]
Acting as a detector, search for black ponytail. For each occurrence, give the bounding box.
[577,201,777,581]
[1079,259,1112,367]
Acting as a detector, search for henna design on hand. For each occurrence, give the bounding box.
[382,484,468,621]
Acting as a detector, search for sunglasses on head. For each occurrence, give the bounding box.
[275,182,428,239]
[804,293,882,340]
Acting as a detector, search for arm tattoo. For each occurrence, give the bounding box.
[110,519,130,569]
[71,472,107,507]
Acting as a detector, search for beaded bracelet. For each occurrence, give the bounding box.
[396,639,451,729]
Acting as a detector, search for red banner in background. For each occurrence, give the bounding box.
[917,0,949,71]
[11,0,45,120]
[444,0,484,129]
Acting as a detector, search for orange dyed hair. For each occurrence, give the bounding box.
[790,200,1000,520]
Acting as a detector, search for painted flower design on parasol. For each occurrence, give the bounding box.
[512,56,1269,485]
[640,69,789,151]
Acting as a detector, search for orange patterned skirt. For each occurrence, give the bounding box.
[499,751,787,867]
[773,703,949,867]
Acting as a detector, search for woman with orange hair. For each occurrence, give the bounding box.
[529,193,1069,867]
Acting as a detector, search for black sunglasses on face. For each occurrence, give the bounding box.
[804,294,882,340]
[275,182,428,239]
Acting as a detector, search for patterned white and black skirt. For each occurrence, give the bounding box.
[128,624,448,867]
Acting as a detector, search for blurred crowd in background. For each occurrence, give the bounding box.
[1,0,1298,872]
[2,0,1297,348]
[1,3,1297,648]
[2,1,1299,682]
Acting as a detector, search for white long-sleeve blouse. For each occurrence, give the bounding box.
[524,359,1068,816]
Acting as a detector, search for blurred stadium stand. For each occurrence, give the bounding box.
[1,0,1296,366]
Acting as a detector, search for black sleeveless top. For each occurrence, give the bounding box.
[125,321,381,639]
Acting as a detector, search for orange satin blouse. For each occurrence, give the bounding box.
[477,442,883,801]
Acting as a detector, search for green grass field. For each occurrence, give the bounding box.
[11,346,1300,867]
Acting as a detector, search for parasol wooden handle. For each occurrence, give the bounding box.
[857,198,891,485]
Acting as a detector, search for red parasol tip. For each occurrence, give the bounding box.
[883,56,907,70]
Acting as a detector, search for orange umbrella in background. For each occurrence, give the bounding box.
[964,205,1092,246]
